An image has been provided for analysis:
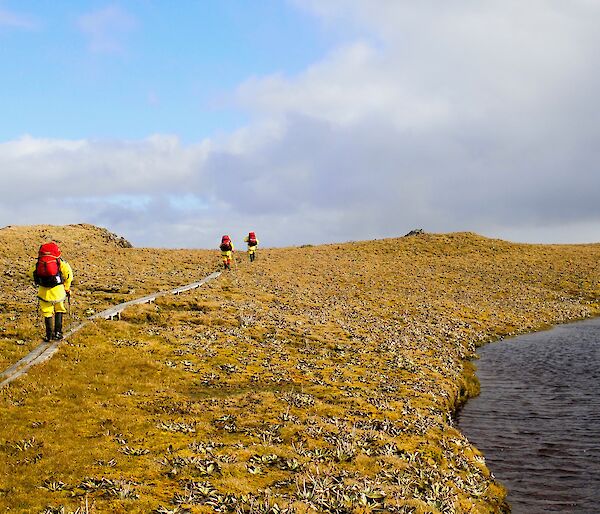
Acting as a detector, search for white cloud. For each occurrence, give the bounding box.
[147,90,160,106]
[231,0,600,242]
[2,1,600,246]
[0,134,211,199]
[265,1,600,131]
[77,5,136,54]
[237,42,451,130]
[0,7,36,29]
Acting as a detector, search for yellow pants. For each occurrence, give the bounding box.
[221,251,233,268]
[39,299,67,318]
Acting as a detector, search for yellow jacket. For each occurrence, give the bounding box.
[243,236,259,246]
[29,259,74,303]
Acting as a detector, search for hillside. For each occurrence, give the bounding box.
[1,225,599,513]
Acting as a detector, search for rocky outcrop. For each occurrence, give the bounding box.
[96,226,133,248]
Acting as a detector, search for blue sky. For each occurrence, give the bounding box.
[1,1,599,248]
[0,1,337,141]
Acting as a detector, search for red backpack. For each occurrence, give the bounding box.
[248,232,257,246]
[220,235,232,252]
[34,242,64,287]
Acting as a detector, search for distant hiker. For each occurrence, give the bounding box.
[220,235,234,270]
[30,242,73,342]
[244,231,259,262]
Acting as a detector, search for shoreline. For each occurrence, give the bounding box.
[457,314,600,511]
[453,310,600,510]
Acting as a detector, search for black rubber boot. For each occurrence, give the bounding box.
[54,312,63,340]
[44,317,53,342]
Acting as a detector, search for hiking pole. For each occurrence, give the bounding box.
[66,291,73,334]
[36,299,43,333]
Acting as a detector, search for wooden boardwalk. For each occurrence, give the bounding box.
[0,271,221,388]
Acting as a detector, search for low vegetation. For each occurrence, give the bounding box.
[1,224,599,513]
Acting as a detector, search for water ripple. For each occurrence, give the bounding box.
[458,317,600,514]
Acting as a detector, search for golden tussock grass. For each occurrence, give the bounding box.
[0,225,599,513]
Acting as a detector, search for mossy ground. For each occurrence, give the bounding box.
[1,225,599,513]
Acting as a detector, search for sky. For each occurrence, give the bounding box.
[1,0,599,248]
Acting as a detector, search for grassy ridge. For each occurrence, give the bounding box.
[1,226,599,513]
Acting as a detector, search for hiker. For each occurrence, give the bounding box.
[220,235,234,270]
[30,242,73,342]
[244,231,259,262]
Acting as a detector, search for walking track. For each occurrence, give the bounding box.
[0,271,221,389]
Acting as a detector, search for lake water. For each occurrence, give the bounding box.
[457,317,600,513]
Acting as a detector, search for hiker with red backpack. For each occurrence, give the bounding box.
[219,235,234,270]
[243,231,259,262]
[29,242,74,342]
